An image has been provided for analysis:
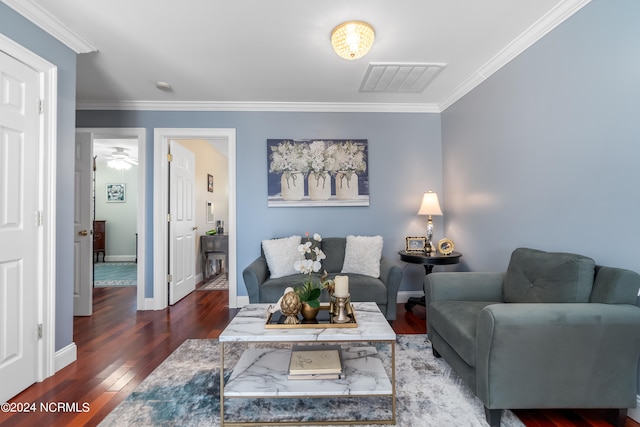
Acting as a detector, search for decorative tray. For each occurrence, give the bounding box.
[265,303,358,329]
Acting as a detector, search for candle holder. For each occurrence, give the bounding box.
[332,294,351,323]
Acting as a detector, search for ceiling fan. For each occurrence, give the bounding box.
[105,147,137,170]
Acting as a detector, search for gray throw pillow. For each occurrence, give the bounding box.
[503,248,595,303]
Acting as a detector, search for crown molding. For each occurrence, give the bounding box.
[438,0,592,111]
[75,100,441,114]
[2,0,96,53]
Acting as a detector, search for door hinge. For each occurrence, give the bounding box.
[167,274,173,283]
[35,211,44,226]
[38,99,44,114]
[167,213,172,222]
[37,324,43,339]
[167,153,173,162]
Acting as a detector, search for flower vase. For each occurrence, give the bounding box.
[308,172,331,201]
[281,172,304,201]
[335,171,359,200]
[300,302,319,320]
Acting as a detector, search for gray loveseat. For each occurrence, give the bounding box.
[243,237,403,321]
[425,247,640,427]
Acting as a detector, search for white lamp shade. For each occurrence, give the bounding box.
[418,191,442,216]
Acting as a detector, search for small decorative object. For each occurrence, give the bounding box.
[333,294,351,323]
[438,238,455,255]
[294,233,334,321]
[405,236,427,253]
[417,190,443,254]
[206,201,214,223]
[280,290,302,325]
[106,183,126,203]
[207,174,214,192]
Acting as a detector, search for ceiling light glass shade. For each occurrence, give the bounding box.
[418,191,443,216]
[331,21,375,60]
[107,159,132,170]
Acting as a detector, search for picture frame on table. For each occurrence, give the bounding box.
[405,236,426,253]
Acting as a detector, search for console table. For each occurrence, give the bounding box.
[398,250,462,311]
[200,234,228,279]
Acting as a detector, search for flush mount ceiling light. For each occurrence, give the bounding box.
[331,21,375,60]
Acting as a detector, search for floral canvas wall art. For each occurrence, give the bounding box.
[267,139,369,207]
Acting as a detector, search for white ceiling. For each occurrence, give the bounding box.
[5,0,591,112]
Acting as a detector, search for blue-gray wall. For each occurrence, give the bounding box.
[442,0,640,273]
[1,2,77,351]
[75,111,443,297]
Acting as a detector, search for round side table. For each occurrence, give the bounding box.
[398,250,462,311]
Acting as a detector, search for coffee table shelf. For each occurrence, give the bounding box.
[219,302,396,426]
[224,346,391,397]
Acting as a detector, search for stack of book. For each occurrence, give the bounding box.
[287,345,343,380]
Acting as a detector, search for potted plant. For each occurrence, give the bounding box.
[293,233,333,320]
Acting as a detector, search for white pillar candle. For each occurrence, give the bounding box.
[334,275,349,297]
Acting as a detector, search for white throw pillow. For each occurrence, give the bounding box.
[262,236,305,279]
[341,235,383,278]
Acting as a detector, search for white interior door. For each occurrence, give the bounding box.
[73,132,93,316]
[0,50,40,402]
[168,140,196,304]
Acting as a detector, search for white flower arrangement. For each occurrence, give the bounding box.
[293,233,332,308]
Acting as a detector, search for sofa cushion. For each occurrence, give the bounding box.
[504,248,595,303]
[429,301,497,367]
[261,235,305,279]
[260,274,308,302]
[341,235,383,278]
[329,273,388,303]
[590,266,640,305]
[321,238,346,273]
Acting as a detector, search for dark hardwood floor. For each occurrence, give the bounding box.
[0,286,637,427]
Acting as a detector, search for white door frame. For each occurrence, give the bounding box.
[0,34,57,379]
[153,128,237,309]
[78,128,147,310]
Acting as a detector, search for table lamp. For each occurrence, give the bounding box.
[418,190,442,254]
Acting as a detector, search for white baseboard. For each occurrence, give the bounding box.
[54,342,77,373]
[140,298,156,310]
[236,295,250,308]
[629,396,640,422]
[104,255,136,262]
[397,291,423,304]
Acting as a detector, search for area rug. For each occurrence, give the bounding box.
[94,262,137,287]
[99,335,524,426]
[200,274,228,290]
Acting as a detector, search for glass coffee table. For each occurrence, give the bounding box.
[219,302,397,426]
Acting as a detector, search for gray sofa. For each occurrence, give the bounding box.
[243,237,403,321]
[425,247,640,427]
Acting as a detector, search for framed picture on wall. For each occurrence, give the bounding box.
[106,183,126,203]
[206,201,214,223]
[207,174,214,192]
[266,139,369,207]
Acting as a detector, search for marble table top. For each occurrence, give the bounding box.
[220,302,396,343]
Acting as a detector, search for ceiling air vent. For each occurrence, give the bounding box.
[360,62,446,93]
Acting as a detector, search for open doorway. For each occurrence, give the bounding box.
[93,138,139,287]
[77,128,146,311]
[153,128,237,309]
